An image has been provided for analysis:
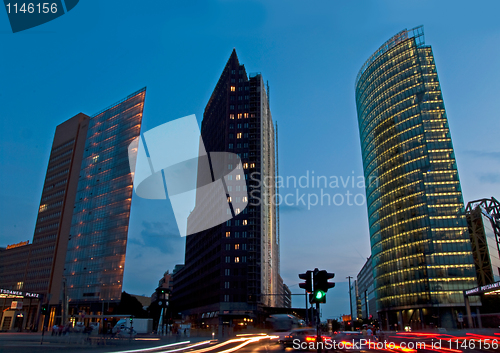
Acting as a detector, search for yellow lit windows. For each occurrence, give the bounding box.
[230,86,235,92]
[227,196,232,202]
[235,208,240,214]
[243,163,248,169]
[235,257,240,263]
[235,244,240,250]
[236,175,241,180]
[93,155,99,163]
[39,204,47,213]
[250,163,255,168]
[244,113,248,118]
[237,133,242,139]
[243,220,248,225]
[238,113,243,119]
[226,232,231,238]
[242,196,248,202]
[229,114,234,119]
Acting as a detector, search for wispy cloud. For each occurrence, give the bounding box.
[128,221,182,254]
[478,173,500,184]
[464,150,500,161]
[279,204,306,213]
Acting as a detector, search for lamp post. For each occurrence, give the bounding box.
[347,276,353,330]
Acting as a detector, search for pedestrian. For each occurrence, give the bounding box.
[367,326,373,336]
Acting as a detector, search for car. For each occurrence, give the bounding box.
[331,331,378,351]
[282,328,328,349]
[117,326,137,338]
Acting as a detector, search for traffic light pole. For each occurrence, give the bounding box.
[316,302,321,353]
[304,291,309,326]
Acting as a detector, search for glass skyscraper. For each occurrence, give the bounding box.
[64,89,145,302]
[355,26,478,329]
[0,89,145,330]
[172,50,282,335]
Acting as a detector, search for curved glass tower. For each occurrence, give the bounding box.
[355,26,478,329]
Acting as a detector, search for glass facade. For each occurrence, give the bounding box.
[64,89,145,301]
[173,50,280,325]
[355,27,477,324]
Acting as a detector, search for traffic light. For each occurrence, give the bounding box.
[41,304,48,315]
[298,271,313,293]
[310,269,335,304]
[315,270,335,293]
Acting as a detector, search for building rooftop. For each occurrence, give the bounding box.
[355,26,425,87]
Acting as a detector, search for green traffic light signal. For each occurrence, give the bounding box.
[310,289,326,303]
[315,290,326,300]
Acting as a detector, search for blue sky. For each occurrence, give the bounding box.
[1,1,499,320]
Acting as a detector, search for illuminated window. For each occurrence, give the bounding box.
[237,133,242,139]
[230,114,234,119]
[236,175,241,180]
[235,257,240,263]
[226,232,231,238]
[244,113,248,118]
[235,244,240,250]
[230,86,235,92]
[39,204,47,213]
[93,155,99,163]
[243,220,248,225]
[238,113,243,119]
[235,208,240,214]
[243,196,248,202]
[250,163,255,168]
[243,163,248,169]
[228,196,232,202]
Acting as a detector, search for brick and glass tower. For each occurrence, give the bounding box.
[0,89,145,330]
[173,50,280,332]
[355,27,478,329]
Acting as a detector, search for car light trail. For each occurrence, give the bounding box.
[108,341,191,353]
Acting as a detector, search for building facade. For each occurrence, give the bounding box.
[357,257,376,320]
[0,89,145,330]
[172,50,281,333]
[355,26,478,329]
[466,198,500,286]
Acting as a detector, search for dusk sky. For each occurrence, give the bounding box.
[1,1,499,319]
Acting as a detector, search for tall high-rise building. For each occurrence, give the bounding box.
[465,198,500,286]
[0,89,145,330]
[355,26,478,329]
[172,50,280,332]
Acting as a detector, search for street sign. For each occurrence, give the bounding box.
[458,313,463,323]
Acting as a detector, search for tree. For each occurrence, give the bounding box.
[114,292,148,318]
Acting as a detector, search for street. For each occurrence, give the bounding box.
[0,331,499,353]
